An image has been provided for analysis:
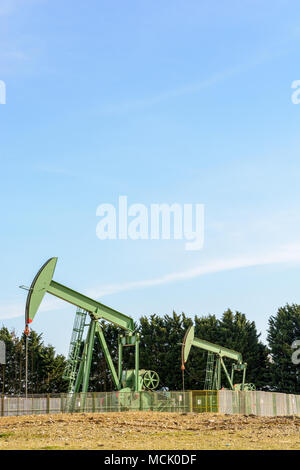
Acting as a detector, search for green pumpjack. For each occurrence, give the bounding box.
[181,325,256,391]
[23,257,160,410]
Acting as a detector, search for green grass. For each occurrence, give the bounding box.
[37,446,65,450]
[0,432,14,439]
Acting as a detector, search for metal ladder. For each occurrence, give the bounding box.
[204,351,215,390]
[63,308,88,393]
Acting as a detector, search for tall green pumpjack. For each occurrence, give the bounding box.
[181,325,256,391]
[24,257,160,410]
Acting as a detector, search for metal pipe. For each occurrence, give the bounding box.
[25,334,28,398]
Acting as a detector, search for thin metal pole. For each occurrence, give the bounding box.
[25,334,28,398]
[135,335,140,392]
[24,323,31,398]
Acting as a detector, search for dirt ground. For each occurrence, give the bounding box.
[0,411,299,450]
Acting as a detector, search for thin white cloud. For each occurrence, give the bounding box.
[0,295,67,321]
[86,242,300,298]
[0,302,25,320]
[2,242,300,320]
[100,37,296,116]
[101,68,237,115]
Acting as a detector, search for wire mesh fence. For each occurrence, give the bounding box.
[0,390,217,416]
[61,390,194,413]
[0,390,299,417]
[0,395,63,416]
[218,390,300,416]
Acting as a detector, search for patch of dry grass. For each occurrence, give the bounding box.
[0,412,299,450]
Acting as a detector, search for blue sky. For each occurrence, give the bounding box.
[1,0,300,355]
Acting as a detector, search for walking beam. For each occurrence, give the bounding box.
[25,257,134,332]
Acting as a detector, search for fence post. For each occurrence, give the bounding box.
[286,393,290,415]
[256,392,260,416]
[189,391,193,412]
[272,393,277,416]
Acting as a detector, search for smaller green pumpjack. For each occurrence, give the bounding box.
[181,325,256,391]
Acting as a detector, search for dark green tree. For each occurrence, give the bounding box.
[0,327,67,395]
[138,312,192,390]
[267,303,300,393]
[0,307,272,395]
[0,327,21,394]
[218,309,270,389]
[37,344,68,393]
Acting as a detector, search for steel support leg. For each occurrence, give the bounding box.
[81,319,97,393]
[95,322,120,390]
[135,335,140,392]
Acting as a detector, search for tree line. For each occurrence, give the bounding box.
[0,304,300,395]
